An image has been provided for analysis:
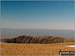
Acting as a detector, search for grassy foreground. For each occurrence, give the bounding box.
[0,42,74,55]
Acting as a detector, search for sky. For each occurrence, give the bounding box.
[1,0,74,1]
[1,1,74,30]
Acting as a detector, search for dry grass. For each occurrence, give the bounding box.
[0,42,75,55]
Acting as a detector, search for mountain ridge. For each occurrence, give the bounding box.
[5,35,74,44]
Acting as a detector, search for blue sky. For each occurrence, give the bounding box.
[1,1,74,30]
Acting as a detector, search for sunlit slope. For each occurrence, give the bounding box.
[0,42,74,55]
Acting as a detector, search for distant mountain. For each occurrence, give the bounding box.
[5,35,63,43]
[0,38,10,42]
[5,35,74,44]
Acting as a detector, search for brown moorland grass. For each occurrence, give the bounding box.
[0,42,75,55]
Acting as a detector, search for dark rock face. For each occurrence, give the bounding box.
[6,35,65,44]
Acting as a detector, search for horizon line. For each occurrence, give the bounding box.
[1,28,74,30]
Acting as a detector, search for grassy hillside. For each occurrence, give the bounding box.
[0,42,74,55]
